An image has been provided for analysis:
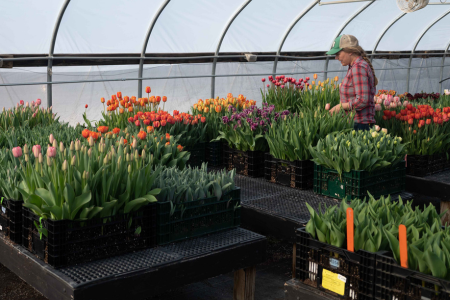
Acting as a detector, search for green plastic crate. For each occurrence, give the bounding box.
[156,188,241,245]
[313,162,405,200]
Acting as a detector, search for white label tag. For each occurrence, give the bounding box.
[338,274,347,283]
[1,207,5,214]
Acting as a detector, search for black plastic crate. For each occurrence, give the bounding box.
[406,152,450,177]
[296,227,376,300]
[264,153,314,190]
[22,203,157,268]
[0,199,24,244]
[223,144,265,178]
[313,162,406,200]
[185,142,207,168]
[206,141,223,167]
[375,252,450,300]
[156,188,241,245]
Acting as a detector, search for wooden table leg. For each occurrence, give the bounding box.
[292,243,296,279]
[233,266,256,300]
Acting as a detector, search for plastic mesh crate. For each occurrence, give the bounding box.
[313,162,406,200]
[206,141,223,167]
[0,199,24,244]
[156,188,241,245]
[375,252,450,300]
[223,144,265,178]
[185,142,207,168]
[264,153,314,190]
[22,203,157,268]
[407,152,450,177]
[295,227,376,300]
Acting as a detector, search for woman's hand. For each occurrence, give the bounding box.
[329,104,341,115]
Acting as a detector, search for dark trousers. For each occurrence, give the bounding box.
[353,123,374,131]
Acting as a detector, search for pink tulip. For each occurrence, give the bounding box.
[49,134,54,144]
[387,95,393,102]
[374,95,377,101]
[305,77,310,81]
[374,125,381,132]
[382,128,388,134]
[261,78,266,82]
[375,104,382,111]
[281,85,285,89]
[325,103,331,110]
[12,147,22,158]
[26,102,29,107]
[36,99,41,105]
[32,145,41,158]
[31,101,35,107]
[47,147,56,158]
[267,84,270,88]
[383,99,391,107]
[390,102,397,108]
[19,100,24,106]
[394,96,400,103]
[402,101,409,107]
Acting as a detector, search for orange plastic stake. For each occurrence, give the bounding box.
[399,224,408,268]
[347,208,354,252]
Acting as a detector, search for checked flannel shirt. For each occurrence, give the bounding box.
[339,57,376,124]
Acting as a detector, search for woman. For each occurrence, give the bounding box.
[327,34,378,131]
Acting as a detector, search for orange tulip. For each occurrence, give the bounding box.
[204,107,210,113]
[156,96,161,103]
[145,86,151,93]
[137,131,147,140]
[107,100,111,106]
[113,128,120,134]
[200,117,206,123]
[97,126,109,133]
[313,74,318,80]
[82,129,90,139]
[128,106,134,112]
[153,121,160,128]
[177,145,183,152]
[123,139,128,145]
[119,108,124,114]
[117,92,122,98]
[89,132,99,141]
[215,105,222,113]
[161,120,167,127]
[112,95,117,101]
[100,97,105,103]
[147,126,154,133]
[334,76,339,82]
[162,96,167,102]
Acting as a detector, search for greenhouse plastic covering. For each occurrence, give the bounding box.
[1,0,450,124]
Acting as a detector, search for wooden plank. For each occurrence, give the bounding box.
[292,243,296,279]
[233,266,256,300]
[0,237,73,300]
[241,205,304,242]
[284,279,340,300]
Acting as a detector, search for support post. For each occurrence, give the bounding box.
[233,266,256,300]
[292,243,296,279]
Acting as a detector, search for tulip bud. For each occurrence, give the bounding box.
[89,137,94,147]
[62,160,68,171]
[120,137,124,145]
[117,155,122,166]
[71,155,76,166]
[70,141,75,151]
[75,140,81,151]
[59,142,65,153]
[25,154,29,162]
[88,148,92,157]
[132,138,137,149]
[85,172,89,179]
[141,149,146,160]
[39,153,43,164]
[382,128,388,134]
[52,139,57,148]
[47,156,52,166]
[103,156,108,165]
[375,125,381,132]
[134,149,139,159]
[49,134,55,144]
[82,171,86,179]
[101,137,104,144]
[99,143,103,153]
[130,154,134,161]
[113,134,117,139]
[128,165,132,173]
[126,153,130,162]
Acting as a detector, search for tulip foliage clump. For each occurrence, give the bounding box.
[265,108,354,161]
[154,164,236,204]
[309,129,407,176]
[305,194,450,280]
[261,74,341,113]
[215,104,285,152]
[0,100,57,131]
[375,104,450,155]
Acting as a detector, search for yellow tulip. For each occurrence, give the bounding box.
[309,84,312,90]
[334,76,339,82]
[313,73,318,80]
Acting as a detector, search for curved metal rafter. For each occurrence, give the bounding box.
[272,0,319,76]
[408,9,450,92]
[138,0,171,98]
[323,0,375,80]
[210,0,252,98]
[47,0,71,108]
[371,12,406,62]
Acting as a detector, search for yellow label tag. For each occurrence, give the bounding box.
[322,269,346,296]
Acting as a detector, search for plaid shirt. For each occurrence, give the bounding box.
[340,57,376,124]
